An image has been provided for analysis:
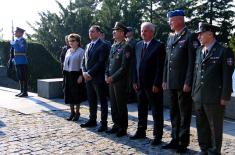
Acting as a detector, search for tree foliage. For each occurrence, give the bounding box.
[30,0,235,61]
[191,0,235,43]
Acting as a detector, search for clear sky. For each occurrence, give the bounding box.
[0,0,69,40]
[0,0,234,40]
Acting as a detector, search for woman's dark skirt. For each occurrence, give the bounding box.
[63,70,86,104]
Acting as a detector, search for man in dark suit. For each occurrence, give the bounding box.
[130,22,165,146]
[81,25,110,132]
[192,23,234,155]
[162,10,199,153]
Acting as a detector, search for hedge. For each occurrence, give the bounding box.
[0,41,61,92]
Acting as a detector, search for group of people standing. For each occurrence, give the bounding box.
[59,9,234,155]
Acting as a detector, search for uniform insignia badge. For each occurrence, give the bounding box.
[210,57,219,60]
[193,41,199,48]
[117,48,123,53]
[179,40,186,47]
[227,58,233,66]
[125,52,130,58]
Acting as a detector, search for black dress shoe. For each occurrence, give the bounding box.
[162,140,178,149]
[66,113,75,121]
[18,93,28,97]
[116,129,127,137]
[151,138,162,146]
[130,130,146,140]
[176,145,187,154]
[80,120,97,128]
[97,125,107,132]
[15,92,22,97]
[106,127,119,134]
[72,114,80,121]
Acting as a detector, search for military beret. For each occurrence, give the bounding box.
[112,22,128,33]
[167,10,185,18]
[15,27,25,33]
[196,23,217,34]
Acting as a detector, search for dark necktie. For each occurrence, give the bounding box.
[174,34,178,41]
[88,43,94,55]
[203,49,208,59]
[141,43,147,58]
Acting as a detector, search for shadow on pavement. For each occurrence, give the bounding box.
[0,120,6,137]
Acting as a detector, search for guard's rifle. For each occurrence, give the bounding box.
[7,21,14,71]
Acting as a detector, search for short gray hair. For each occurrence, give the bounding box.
[141,22,155,32]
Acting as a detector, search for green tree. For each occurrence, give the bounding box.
[149,0,197,41]
[229,35,235,54]
[191,0,235,43]
[29,0,95,61]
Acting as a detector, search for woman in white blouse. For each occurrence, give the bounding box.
[63,33,85,121]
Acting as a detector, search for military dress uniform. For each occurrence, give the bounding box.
[163,27,198,148]
[106,40,132,134]
[11,27,28,97]
[192,23,234,155]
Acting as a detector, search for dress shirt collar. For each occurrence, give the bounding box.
[203,39,216,53]
[143,39,152,48]
[90,39,99,45]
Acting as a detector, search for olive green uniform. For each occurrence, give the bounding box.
[192,42,234,154]
[106,40,132,130]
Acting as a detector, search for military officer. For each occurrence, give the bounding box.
[126,26,137,103]
[162,10,199,153]
[10,27,28,97]
[105,22,132,137]
[192,23,234,155]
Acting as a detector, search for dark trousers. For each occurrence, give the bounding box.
[109,81,128,130]
[86,81,108,125]
[15,64,28,93]
[168,89,192,147]
[137,89,163,139]
[195,102,224,155]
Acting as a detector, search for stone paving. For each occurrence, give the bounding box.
[0,104,235,155]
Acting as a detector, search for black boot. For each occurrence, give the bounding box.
[18,81,28,97]
[130,128,146,139]
[67,105,75,121]
[15,81,23,96]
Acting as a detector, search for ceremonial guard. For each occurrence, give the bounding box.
[10,27,28,97]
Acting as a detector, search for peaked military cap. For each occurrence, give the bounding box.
[15,27,25,33]
[112,22,128,33]
[196,23,217,34]
[167,9,185,18]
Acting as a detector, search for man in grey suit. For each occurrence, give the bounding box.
[130,22,165,146]
[162,10,199,153]
[192,23,234,155]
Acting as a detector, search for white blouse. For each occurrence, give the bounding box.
[63,47,84,72]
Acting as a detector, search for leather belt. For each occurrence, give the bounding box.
[14,52,26,56]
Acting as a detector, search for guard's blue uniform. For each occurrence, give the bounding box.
[11,31,29,97]
[11,37,28,65]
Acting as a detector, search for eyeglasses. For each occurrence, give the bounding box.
[69,40,76,42]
